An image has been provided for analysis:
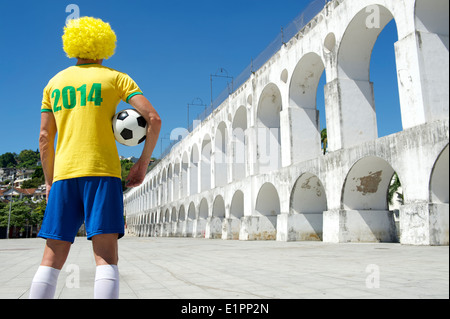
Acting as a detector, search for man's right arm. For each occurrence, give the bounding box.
[126,94,161,187]
[39,112,57,198]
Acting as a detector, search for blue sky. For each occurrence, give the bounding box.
[0,0,401,160]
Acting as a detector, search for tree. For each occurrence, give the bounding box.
[0,152,17,168]
[0,199,44,237]
[32,199,46,225]
[17,149,40,168]
[388,172,403,206]
[21,177,43,189]
[120,159,135,191]
[0,200,31,228]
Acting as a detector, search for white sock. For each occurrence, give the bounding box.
[29,266,60,299]
[94,264,119,299]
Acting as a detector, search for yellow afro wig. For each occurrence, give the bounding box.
[62,17,117,60]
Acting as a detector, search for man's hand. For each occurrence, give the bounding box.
[125,159,149,187]
[45,183,52,199]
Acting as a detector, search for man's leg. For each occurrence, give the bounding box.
[92,233,120,299]
[29,239,71,299]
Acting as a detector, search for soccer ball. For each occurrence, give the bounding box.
[112,109,147,146]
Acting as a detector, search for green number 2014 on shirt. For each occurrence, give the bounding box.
[52,83,103,112]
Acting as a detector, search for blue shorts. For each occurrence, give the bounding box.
[38,177,124,243]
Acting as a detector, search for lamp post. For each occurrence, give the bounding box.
[210,68,233,108]
[6,170,16,239]
[160,134,171,158]
[187,97,207,131]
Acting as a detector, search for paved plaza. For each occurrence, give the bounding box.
[0,236,448,299]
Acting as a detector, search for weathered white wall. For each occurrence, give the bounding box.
[125,0,449,245]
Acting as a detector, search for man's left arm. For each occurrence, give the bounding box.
[39,112,57,198]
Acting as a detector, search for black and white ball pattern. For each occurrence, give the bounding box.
[112,109,147,146]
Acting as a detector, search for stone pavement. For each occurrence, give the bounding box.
[0,236,448,300]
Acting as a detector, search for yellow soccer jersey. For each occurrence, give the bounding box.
[41,63,143,182]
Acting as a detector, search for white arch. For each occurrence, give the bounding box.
[232,106,248,181]
[230,190,244,219]
[253,182,280,240]
[290,173,327,241]
[173,160,180,200]
[190,145,199,195]
[341,156,398,242]
[212,195,225,218]
[179,205,186,222]
[430,145,449,204]
[185,202,195,237]
[201,135,212,191]
[256,83,282,173]
[289,52,325,162]
[342,156,395,210]
[181,152,189,197]
[331,4,401,149]
[255,182,281,217]
[214,122,228,187]
[199,198,209,219]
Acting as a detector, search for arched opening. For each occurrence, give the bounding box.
[212,195,225,218]
[163,208,170,237]
[151,177,156,208]
[201,136,212,192]
[371,19,402,137]
[229,190,244,240]
[230,190,244,220]
[161,169,167,205]
[209,195,225,239]
[215,122,228,187]
[167,164,173,203]
[429,145,449,245]
[290,173,327,241]
[186,202,195,237]
[254,182,280,240]
[164,209,170,223]
[171,207,177,236]
[232,106,248,181]
[256,83,281,173]
[171,207,177,223]
[289,52,325,161]
[150,211,155,224]
[430,145,449,204]
[178,205,186,237]
[157,210,163,224]
[174,161,180,200]
[179,205,186,222]
[197,198,209,238]
[155,210,162,237]
[181,152,189,197]
[199,198,209,219]
[342,156,399,242]
[336,5,402,148]
[190,145,199,195]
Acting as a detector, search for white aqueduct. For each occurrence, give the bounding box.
[124,0,449,245]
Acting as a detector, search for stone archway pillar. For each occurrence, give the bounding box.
[394,30,449,129]
[324,78,377,152]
